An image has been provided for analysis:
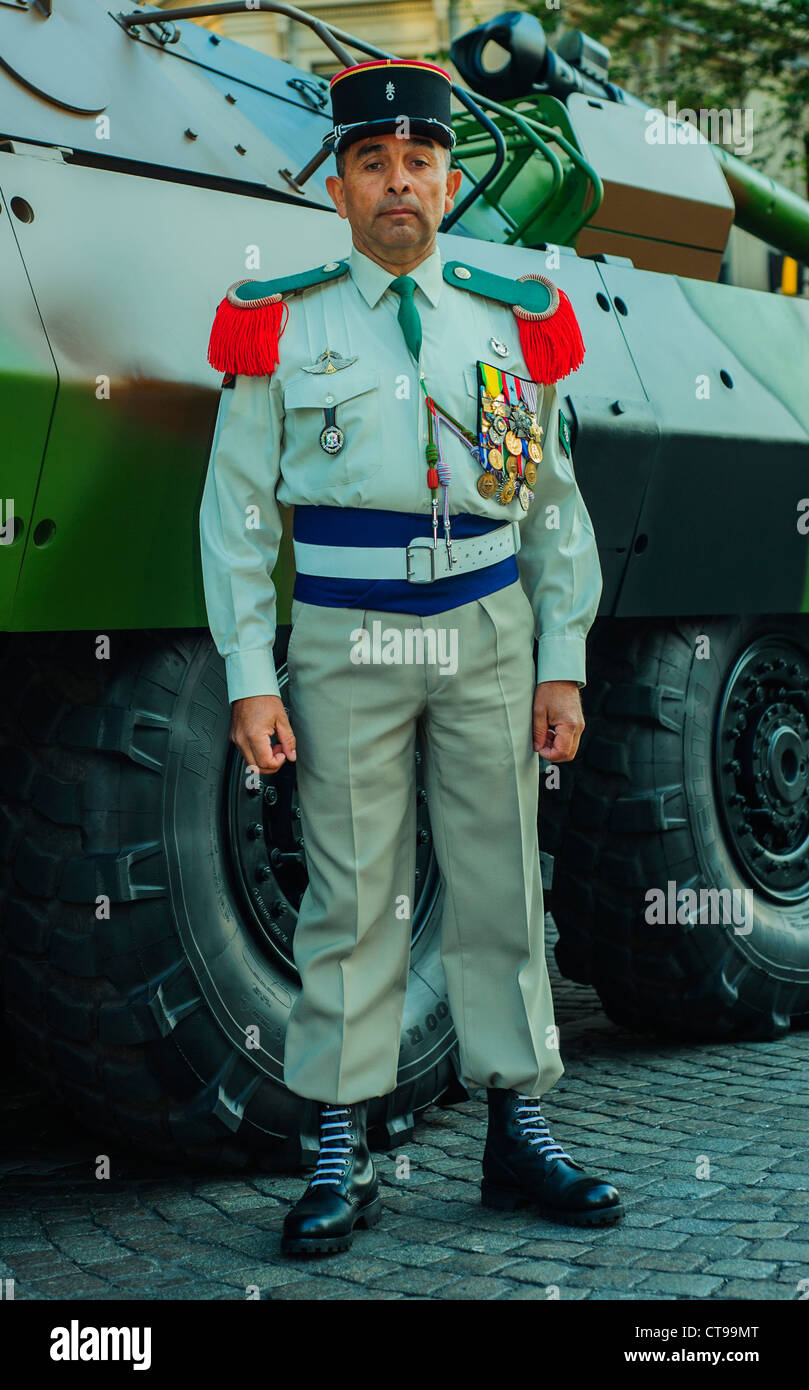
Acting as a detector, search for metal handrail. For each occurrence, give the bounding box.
[117,1,508,224]
[467,93,605,244]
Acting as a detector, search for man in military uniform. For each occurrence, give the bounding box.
[200,57,623,1256]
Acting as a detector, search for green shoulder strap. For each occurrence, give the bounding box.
[442,260,553,315]
[233,259,349,304]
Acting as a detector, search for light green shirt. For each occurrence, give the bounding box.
[199,243,603,702]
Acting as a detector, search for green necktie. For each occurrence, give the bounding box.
[389,274,422,362]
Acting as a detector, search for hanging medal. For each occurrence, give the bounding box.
[319,405,344,454]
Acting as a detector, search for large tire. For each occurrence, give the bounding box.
[0,631,464,1169]
[542,615,809,1041]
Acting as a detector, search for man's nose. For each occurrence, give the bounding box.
[386,163,411,194]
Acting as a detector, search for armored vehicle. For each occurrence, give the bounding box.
[1,1,808,1167]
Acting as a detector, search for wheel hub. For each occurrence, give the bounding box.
[715,637,809,901]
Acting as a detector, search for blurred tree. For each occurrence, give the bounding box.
[539,0,809,186]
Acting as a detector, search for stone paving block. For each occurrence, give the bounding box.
[702,1258,779,1280]
[750,1176,809,1192]
[376,1218,451,1243]
[597,1225,688,1251]
[273,1252,403,1285]
[438,1228,531,1255]
[562,1266,649,1291]
[722,1222,797,1239]
[431,1250,520,1276]
[363,1265,456,1296]
[572,1247,646,1268]
[386,1240,463,1267]
[81,1256,157,1282]
[495,1259,574,1286]
[749,1239,809,1261]
[621,1210,673,1229]
[627,1271,724,1296]
[498,1284,587,1300]
[0,1237,58,1253]
[500,1238,592,1260]
[634,1251,715,1273]
[668,1234,747,1260]
[698,1202,783,1221]
[712,1280,792,1300]
[24,1273,117,1298]
[268,1275,375,1299]
[665,1217,736,1236]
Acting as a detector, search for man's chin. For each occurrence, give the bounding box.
[375,221,424,247]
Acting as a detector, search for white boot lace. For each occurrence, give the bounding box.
[310,1106,354,1187]
[514,1094,572,1162]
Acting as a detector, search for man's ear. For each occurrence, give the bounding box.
[325,174,347,219]
[444,166,463,212]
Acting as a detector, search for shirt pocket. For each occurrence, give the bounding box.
[282,366,382,496]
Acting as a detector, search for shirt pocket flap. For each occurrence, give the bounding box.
[284,368,379,410]
[464,364,479,398]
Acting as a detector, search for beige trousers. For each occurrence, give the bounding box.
[282,578,565,1104]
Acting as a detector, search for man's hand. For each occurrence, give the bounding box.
[532,680,585,762]
[230,694,296,775]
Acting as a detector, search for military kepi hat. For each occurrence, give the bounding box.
[323,59,455,155]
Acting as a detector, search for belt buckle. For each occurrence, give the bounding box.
[405,539,436,584]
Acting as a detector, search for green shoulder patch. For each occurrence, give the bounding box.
[443,260,554,315]
[558,409,572,457]
[231,259,349,305]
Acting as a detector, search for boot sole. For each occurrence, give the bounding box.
[481,1182,624,1227]
[281,1194,383,1256]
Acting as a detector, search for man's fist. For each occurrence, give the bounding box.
[230,694,297,775]
[532,680,585,762]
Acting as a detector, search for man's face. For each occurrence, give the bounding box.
[325,133,463,263]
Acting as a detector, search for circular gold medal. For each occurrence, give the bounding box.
[506,453,520,478]
[528,439,543,463]
[477,471,497,498]
[498,478,515,505]
[487,446,504,471]
[523,460,538,486]
[518,484,531,511]
[504,430,522,456]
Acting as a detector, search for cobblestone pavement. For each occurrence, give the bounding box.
[2,920,808,1302]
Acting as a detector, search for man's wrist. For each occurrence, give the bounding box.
[535,634,587,689]
[225,648,281,703]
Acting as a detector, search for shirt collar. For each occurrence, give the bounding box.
[348,243,443,309]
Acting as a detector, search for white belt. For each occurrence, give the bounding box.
[293,520,521,584]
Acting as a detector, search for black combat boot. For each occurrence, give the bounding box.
[281,1099,382,1255]
[481,1089,624,1227]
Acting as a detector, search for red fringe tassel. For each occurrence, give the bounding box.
[515,288,585,385]
[207,295,289,376]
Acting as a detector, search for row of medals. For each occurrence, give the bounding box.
[476,391,543,511]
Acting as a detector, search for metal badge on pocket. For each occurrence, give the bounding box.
[475,361,543,511]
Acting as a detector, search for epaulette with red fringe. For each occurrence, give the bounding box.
[442,260,585,385]
[207,260,350,376]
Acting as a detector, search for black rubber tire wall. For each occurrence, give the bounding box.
[0,631,460,1169]
[540,615,809,1041]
